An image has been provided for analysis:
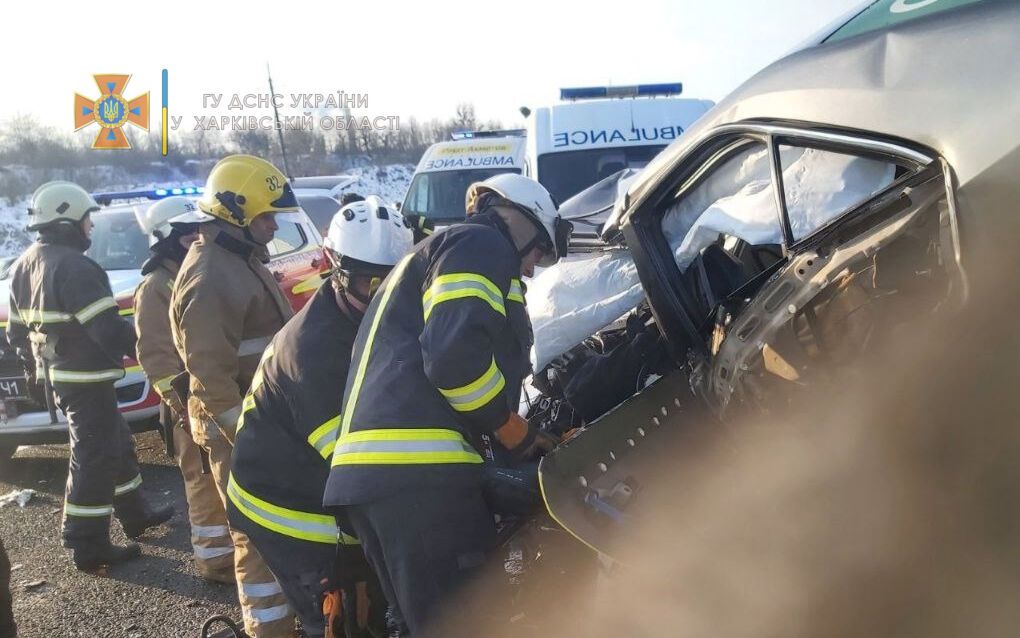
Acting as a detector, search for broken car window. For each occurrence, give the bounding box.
[779,145,896,241]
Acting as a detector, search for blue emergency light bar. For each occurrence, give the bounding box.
[92,186,203,206]
[560,82,683,101]
[450,128,526,141]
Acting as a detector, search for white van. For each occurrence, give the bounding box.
[524,83,714,204]
[401,131,527,223]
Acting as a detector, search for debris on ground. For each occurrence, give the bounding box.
[22,579,46,591]
[0,488,36,508]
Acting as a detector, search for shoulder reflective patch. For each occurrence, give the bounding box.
[437,357,505,412]
[75,296,118,324]
[422,273,505,321]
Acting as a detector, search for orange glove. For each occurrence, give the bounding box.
[495,413,557,462]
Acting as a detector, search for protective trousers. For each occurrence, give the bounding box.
[345,484,498,637]
[171,422,234,582]
[192,418,295,638]
[0,536,15,637]
[55,381,148,547]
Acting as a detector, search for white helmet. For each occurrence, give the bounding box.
[324,195,412,273]
[27,181,100,231]
[465,173,571,266]
[135,196,211,246]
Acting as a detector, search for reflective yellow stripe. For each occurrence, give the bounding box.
[249,343,275,395]
[153,375,175,396]
[114,474,143,496]
[118,307,134,317]
[422,273,505,321]
[226,473,338,544]
[16,308,71,324]
[331,428,484,466]
[75,296,117,323]
[307,415,341,460]
[124,364,142,374]
[291,272,325,296]
[508,279,524,303]
[340,255,413,439]
[437,357,505,412]
[65,502,113,517]
[49,368,125,383]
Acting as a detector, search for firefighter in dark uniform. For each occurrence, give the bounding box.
[6,181,172,570]
[227,197,412,637]
[322,174,572,635]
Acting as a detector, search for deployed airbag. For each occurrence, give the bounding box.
[528,250,644,372]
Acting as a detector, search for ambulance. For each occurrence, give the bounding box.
[401,131,527,222]
[524,83,715,204]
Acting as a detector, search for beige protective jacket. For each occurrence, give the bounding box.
[170,222,293,439]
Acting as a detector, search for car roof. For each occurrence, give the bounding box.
[622,0,1020,218]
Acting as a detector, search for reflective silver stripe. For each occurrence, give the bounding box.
[245,603,291,624]
[422,275,506,320]
[114,474,142,496]
[508,279,524,303]
[49,368,125,383]
[65,503,113,517]
[238,336,273,358]
[74,296,117,323]
[438,358,505,413]
[240,581,284,598]
[192,524,230,538]
[17,308,71,324]
[335,438,480,456]
[192,544,235,559]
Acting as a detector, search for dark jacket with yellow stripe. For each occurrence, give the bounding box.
[6,228,136,385]
[323,212,532,507]
[227,283,359,545]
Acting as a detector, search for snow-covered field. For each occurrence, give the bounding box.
[0,164,415,258]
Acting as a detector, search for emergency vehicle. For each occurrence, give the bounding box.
[524,83,714,204]
[401,131,527,223]
[0,187,328,460]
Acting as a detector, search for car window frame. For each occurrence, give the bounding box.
[624,121,939,360]
[267,218,309,259]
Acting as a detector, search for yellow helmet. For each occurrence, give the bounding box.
[197,154,299,227]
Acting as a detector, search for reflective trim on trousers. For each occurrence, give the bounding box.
[331,428,484,466]
[307,415,340,459]
[114,474,142,496]
[49,368,125,383]
[238,336,273,358]
[227,473,338,544]
[437,357,506,413]
[65,503,114,517]
[240,580,284,598]
[153,374,175,395]
[422,273,506,320]
[192,524,230,538]
[193,544,235,560]
[75,296,118,324]
[244,603,292,624]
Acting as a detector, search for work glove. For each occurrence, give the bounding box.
[494,413,558,463]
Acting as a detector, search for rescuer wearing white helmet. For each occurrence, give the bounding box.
[132,196,234,584]
[323,174,573,635]
[227,196,412,637]
[170,155,301,637]
[6,181,173,571]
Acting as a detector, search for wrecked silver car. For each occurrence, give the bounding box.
[499,0,1020,627]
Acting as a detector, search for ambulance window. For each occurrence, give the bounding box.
[269,221,307,257]
[778,145,897,241]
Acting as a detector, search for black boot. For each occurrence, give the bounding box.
[71,540,141,571]
[121,502,175,539]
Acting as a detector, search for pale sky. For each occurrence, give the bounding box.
[3,0,864,132]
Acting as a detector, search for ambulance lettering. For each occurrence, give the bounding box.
[552,125,684,148]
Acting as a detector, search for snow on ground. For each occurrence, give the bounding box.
[0,164,415,258]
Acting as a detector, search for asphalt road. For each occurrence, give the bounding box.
[0,431,240,638]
